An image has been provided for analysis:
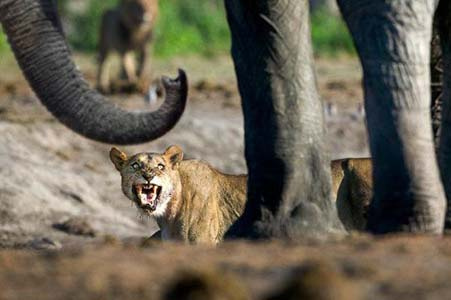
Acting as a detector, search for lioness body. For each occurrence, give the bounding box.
[331,158,373,231]
[97,0,158,92]
[111,146,373,244]
[160,160,246,243]
[110,146,246,244]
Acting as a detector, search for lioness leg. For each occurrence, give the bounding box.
[136,47,148,80]
[120,52,137,83]
[96,50,110,93]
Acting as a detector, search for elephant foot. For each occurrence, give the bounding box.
[227,201,345,240]
[366,196,445,234]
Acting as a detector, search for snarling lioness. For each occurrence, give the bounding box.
[110,146,373,244]
[110,146,247,244]
[97,0,158,92]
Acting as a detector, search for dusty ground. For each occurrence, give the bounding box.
[1,236,451,300]
[1,52,444,299]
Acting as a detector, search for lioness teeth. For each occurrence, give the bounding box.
[134,183,161,210]
[140,193,147,203]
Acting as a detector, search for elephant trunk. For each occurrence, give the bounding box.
[0,0,187,145]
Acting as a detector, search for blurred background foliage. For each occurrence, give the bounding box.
[0,28,8,53]
[0,0,355,58]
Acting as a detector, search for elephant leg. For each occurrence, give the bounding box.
[225,0,343,239]
[338,1,446,233]
[430,13,443,149]
[437,0,451,229]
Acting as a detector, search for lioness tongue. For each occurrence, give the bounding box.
[147,191,157,203]
[151,192,157,202]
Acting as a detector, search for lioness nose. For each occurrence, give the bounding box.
[143,172,154,181]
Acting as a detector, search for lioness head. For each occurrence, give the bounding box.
[110,145,183,217]
[120,0,157,28]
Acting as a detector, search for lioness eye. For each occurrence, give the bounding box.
[158,164,165,170]
[131,162,140,170]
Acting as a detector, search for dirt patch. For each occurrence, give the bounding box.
[0,236,451,299]
[265,259,359,300]
[164,268,250,300]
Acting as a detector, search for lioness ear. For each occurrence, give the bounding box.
[164,145,183,169]
[110,147,128,171]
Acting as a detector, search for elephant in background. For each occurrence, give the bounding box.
[226,0,449,238]
[0,0,187,145]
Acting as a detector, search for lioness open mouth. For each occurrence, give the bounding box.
[133,183,162,212]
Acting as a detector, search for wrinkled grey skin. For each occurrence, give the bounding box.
[0,0,187,145]
[339,0,446,233]
[226,0,449,238]
[430,13,443,149]
[437,0,451,229]
[225,1,343,239]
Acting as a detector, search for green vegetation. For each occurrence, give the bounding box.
[66,0,230,57]
[153,0,229,57]
[311,9,356,56]
[68,0,117,52]
[0,28,10,53]
[0,2,355,58]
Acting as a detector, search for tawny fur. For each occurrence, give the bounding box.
[97,0,158,92]
[110,146,247,244]
[111,146,373,244]
[331,158,373,231]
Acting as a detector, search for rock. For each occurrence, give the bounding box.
[27,237,62,250]
[53,218,97,237]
